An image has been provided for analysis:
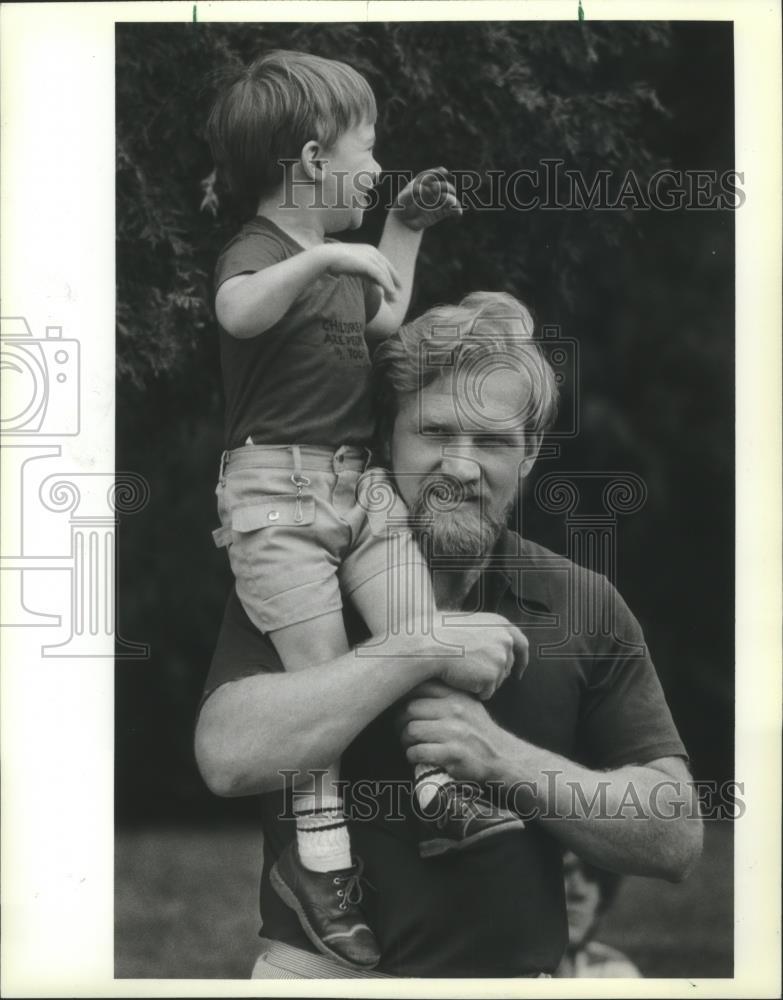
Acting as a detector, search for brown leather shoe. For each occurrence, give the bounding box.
[418,783,526,858]
[269,843,381,970]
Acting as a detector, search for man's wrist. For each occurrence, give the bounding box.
[354,630,444,681]
[489,733,542,815]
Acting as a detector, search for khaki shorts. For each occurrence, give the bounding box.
[213,443,426,634]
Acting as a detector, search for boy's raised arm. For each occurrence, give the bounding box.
[368,167,462,339]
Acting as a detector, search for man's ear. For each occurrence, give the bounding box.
[519,432,543,480]
[300,139,324,182]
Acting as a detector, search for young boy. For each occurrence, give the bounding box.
[206,49,526,970]
[555,852,641,977]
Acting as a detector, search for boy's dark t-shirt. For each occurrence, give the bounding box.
[214,216,383,451]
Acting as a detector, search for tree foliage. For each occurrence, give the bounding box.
[116,21,672,386]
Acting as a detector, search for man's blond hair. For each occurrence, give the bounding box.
[373,291,559,455]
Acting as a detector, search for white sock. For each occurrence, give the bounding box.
[294,794,352,873]
[414,764,454,810]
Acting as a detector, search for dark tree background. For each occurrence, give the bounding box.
[116,21,734,824]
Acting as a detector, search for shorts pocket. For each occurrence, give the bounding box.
[213,495,315,547]
[232,495,315,530]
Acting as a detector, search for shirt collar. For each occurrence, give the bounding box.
[429,529,554,614]
[490,529,555,613]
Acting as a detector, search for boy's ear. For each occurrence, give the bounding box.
[300,140,324,182]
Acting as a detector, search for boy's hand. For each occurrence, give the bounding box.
[322,243,403,301]
[394,166,463,232]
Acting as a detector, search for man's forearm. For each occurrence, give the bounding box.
[401,686,702,881]
[492,736,703,881]
[196,639,440,797]
[198,612,523,799]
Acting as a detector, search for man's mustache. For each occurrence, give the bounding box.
[410,476,481,516]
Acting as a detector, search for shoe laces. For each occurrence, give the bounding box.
[434,785,482,829]
[333,857,375,910]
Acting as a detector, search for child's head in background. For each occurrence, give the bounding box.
[207,49,380,227]
[563,850,623,949]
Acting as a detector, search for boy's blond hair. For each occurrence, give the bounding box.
[207,49,377,216]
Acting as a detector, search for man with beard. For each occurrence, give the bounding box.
[195,291,702,978]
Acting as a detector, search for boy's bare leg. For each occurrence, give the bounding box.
[269,610,352,871]
[349,566,455,812]
[267,609,380,969]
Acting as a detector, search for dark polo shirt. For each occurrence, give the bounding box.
[201,532,687,977]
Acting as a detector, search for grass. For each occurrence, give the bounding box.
[115,821,733,979]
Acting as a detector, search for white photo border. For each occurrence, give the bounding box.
[1,1,780,997]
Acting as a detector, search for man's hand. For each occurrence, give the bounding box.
[394,166,463,232]
[321,242,402,300]
[397,681,512,783]
[432,611,528,700]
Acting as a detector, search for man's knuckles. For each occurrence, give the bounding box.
[403,719,430,744]
[450,700,466,720]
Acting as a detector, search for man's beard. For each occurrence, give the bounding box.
[408,478,511,560]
